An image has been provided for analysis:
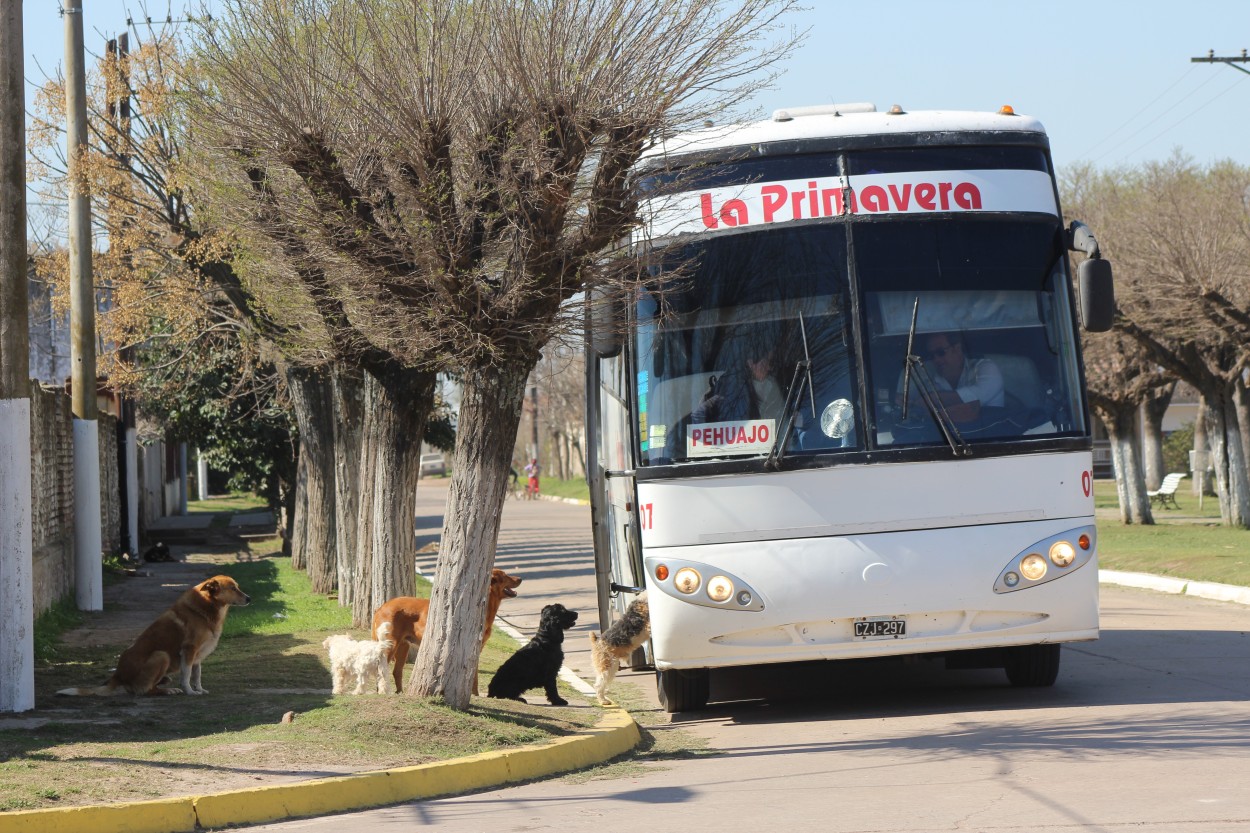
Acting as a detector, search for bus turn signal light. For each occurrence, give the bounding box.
[654,564,669,581]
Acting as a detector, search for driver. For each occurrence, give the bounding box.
[898,331,1003,424]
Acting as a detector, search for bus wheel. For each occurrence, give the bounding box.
[1004,643,1060,687]
[656,668,709,713]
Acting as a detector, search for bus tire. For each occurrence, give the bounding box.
[656,668,709,713]
[1004,643,1060,687]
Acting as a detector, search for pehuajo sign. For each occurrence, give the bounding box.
[687,419,775,458]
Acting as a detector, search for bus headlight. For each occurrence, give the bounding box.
[994,526,1096,593]
[1050,541,1076,567]
[645,556,765,611]
[1020,554,1048,581]
[673,567,701,594]
[706,575,734,602]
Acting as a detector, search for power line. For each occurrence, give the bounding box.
[1115,72,1250,162]
[1075,67,1200,160]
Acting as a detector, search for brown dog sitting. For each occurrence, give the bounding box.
[589,592,650,705]
[57,575,251,696]
[372,567,522,694]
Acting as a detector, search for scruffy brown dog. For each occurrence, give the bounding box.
[589,592,650,705]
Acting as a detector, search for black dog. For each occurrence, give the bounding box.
[487,603,579,706]
[142,542,175,563]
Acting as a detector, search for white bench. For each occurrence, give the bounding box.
[1148,472,1187,510]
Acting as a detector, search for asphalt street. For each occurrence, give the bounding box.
[251,477,1250,833]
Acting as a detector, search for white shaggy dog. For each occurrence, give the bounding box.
[323,622,394,695]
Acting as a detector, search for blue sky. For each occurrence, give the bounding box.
[20,0,1250,186]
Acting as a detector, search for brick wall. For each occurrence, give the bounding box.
[28,381,123,617]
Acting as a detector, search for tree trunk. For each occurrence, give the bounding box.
[1097,402,1153,525]
[1140,383,1174,490]
[279,472,296,558]
[287,366,338,594]
[1202,384,1250,528]
[350,360,436,629]
[1193,396,1209,498]
[409,357,532,708]
[332,364,364,613]
[1234,381,1250,501]
[290,432,308,570]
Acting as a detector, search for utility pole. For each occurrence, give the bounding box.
[1190,49,1250,76]
[107,32,140,557]
[0,0,36,713]
[66,0,103,610]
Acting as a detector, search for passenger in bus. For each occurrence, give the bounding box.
[898,331,1003,425]
[691,344,785,424]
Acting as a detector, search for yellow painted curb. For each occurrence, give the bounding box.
[0,706,640,833]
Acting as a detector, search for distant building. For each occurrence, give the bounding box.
[27,259,72,386]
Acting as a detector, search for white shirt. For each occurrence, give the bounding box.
[898,356,1005,408]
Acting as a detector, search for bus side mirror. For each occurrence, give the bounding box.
[1078,258,1115,332]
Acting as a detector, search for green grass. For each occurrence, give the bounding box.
[1097,522,1250,584]
[185,493,270,515]
[541,477,590,502]
[1093,477,1222,519]
[6,547,601,813]
[32,599,84,663]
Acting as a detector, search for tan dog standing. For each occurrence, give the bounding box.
[589,592,650,705]
[372,567,522,694]
[58,575,251,696]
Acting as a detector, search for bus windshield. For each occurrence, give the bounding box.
[634,216,1087,467]
[636,224,855,466]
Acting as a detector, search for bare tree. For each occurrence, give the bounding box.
[1140,381,1177,490]
[191,0,801,708]
[1083,329,1171,523]
[1064,157,1250,527]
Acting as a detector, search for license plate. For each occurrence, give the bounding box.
[854,617,906,639]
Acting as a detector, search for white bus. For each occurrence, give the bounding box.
[586,103,1115,712]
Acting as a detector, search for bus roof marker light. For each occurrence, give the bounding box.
[999,105,1017,116]
[888,104,905,115]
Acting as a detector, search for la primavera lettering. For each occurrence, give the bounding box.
[701,178,982,229]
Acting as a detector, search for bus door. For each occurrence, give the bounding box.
[592,352,651,668]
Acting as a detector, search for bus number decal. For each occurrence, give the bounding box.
[1081,470,1092,497]
[639,503,654,530]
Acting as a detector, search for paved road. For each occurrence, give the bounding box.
[256,478,1250,832]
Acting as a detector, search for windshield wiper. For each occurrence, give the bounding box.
[900,298,970,457]
[765,313,816,471]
